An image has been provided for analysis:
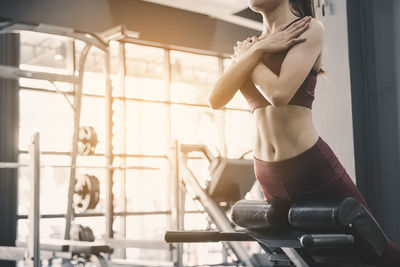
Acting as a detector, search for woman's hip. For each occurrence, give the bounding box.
[254,136,349,202]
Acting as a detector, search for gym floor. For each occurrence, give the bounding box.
[0,0,400,266]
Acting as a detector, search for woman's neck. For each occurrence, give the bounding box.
[259,2,299,37]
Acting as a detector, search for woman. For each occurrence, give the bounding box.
[208,0,400,265]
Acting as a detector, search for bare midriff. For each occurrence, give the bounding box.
[248,46,322,162]
[252,104,319,162]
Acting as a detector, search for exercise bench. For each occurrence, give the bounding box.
[165,197,388,266]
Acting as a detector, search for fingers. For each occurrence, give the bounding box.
[287,17,311,39]
[290,22,310,37]
[236,36,258,43]
[287,16,311,34]
[290,16,311,30]
[249,36,258,41]
[234,35,258,54]
[278,16,311,32]
[244,35,258,43]
[290,37,307,46]
[277,24,288,32]
[290,17,311,33]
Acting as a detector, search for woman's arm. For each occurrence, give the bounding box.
[207,43,263,110]
[250,19,325,108]
[208,16,312,110]
[238,54,274,102]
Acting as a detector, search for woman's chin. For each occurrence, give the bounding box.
[249,0,282,12]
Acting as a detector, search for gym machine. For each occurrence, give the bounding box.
[169,141,261,266]
[166,196,388,266]
[0,21,170,266]
[166,141,389,266]
[0,133,112,267]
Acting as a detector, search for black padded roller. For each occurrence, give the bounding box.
[288,199,341,231]
[230,199,290,230]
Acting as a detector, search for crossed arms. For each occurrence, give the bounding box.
[208,18,324,109]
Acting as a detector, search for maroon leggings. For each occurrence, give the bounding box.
[253,136,400,266]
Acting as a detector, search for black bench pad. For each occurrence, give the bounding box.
[289,197,388,262]
[231,197,389,264]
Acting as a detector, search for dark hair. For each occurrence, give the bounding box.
[289,0,326,75]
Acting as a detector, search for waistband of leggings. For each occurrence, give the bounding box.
[253,136,323,175]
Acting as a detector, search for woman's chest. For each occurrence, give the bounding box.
[260,51,289,75]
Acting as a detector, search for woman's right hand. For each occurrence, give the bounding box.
[255,16,312,53]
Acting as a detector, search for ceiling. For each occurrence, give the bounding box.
[141,0,263,31]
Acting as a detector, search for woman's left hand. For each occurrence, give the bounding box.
[231,36,259,62]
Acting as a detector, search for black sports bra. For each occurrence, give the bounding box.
[240,17,319,112]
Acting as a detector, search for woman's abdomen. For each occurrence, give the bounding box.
[253,105,319,162]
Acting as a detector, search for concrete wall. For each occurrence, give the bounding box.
[312,0,356,181]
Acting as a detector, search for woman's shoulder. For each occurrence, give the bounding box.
[309,17,325,34]
[302,17,325,43]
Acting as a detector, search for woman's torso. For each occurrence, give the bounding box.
[251,51,322,162]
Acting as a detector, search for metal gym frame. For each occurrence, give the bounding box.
[0,134,111,267]
[0,133,41,267]
[0,19,252,265]
[0,19,113,242]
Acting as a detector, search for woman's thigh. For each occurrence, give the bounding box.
[288,138,371,213]
[256,136,371,213]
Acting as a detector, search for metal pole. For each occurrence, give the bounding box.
[105,47,114,239]
[164,49,176,263]
[64,44,91,240]
[170,140,183,267]
[281,248,310,267]
[177,141,185,267]
[180,152,255,267]
[165,49,172,214]
[218,57,227,157]
[28,132,40,267]
[118,40,127,258]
